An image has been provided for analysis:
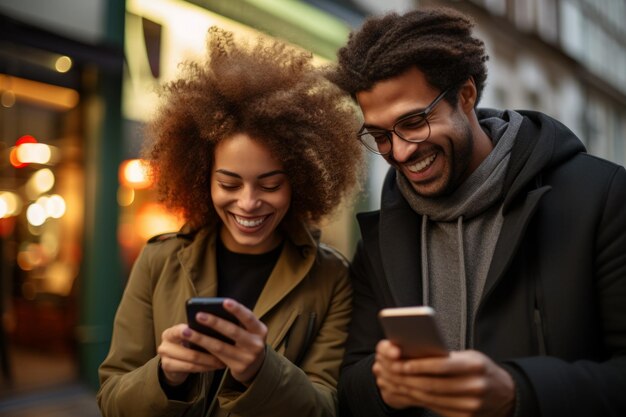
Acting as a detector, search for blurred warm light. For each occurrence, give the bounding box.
[36,196,49,212]
[10,135,38,168]
[119,159,152,189]
[45,194,66,218]
[26,169,55,199]
[1,90,15,107]
[43,261,75,296]
[16,143,53,164]
[41,230,60,259]
[0,74,79,110]
[16,134,37,146]
[0,217,16,238]
[9,148,27,168]
[55,56,73,73]
[117,186,135,206]
[117,222,136,249]
[0,191,21,217]
[26,202,46,226]
[34,169,55,192]
[0,191,22,219]
[136,202,183,240]
[17,243,45,271]
[17,252,34,271]
[27,223,43,236]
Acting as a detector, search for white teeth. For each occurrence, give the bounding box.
[407,153,437,172]
[234,215,266,227]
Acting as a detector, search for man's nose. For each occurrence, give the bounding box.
[391,133,419,163]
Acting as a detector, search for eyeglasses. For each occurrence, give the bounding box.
[357,88,450,155]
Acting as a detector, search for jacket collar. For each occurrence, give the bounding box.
[176,218,318,319]
[488,109,585,213]
[377,169,423,306]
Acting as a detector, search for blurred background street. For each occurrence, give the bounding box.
[0,0,625,414]
[0,345,99,416]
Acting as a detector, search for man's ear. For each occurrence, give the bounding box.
[458,77,477,114]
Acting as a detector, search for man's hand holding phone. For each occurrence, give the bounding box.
[378,306,447,359]
[374,306,515,417]
[157,298,268,387]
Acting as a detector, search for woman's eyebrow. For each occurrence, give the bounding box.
[214,169,241,178]
[258,170,287,179]
[214,169,286,179]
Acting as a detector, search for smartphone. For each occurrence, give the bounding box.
[378,305,448,359]
[185,297,240,347]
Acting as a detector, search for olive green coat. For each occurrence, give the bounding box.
[97,220,351,417]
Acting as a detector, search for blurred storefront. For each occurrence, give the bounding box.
[0,0,125,393]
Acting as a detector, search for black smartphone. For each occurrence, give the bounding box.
[378,306,448,359]
[185,297,240,347]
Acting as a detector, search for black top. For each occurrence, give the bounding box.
[215,236,283,308]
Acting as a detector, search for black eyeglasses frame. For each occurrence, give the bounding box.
[357,87,451,155]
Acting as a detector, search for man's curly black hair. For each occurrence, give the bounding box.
[331,7,489,105]
[144,27,364,229]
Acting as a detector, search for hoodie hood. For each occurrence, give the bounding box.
[478,109,587,212]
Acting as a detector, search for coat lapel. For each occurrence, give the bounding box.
[254,221,316,319]
[481,185,551,302]
[254,240,315,318]
[177,227,218,298]
[377,170,423,306]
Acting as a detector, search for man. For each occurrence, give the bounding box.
[331,7,626,417]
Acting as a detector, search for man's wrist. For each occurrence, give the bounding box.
[500,362,540,417]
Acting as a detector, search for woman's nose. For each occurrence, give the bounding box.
[237,187,262,211]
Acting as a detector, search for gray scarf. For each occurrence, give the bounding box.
[397,110,522,350]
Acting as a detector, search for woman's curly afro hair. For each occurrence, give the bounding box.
[331,7,489,105]
[144,27,364,229]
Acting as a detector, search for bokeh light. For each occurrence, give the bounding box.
[26,202,47,226]
[16,143,53,164]
[119,159,152,189]
[45,194,66,218]
[26,169,55,199]
[117,186,135,206]
[0,191,22,217]
[55,56,73,73]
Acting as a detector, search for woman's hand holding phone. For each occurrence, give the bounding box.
[157,298,268,387]
[158,322,227,386]
[186,298,268,385]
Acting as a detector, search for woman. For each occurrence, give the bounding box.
[98,28,362,417]
[97,28,363,417]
